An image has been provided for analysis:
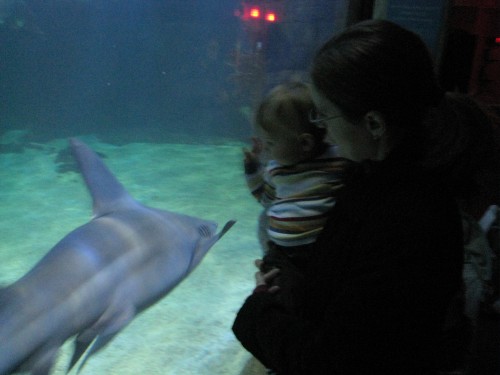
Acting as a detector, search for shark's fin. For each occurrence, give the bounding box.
[188,220,236,271]
[69,138,138,217]
[67,333,97,373]
[76,331,119,374]
[198,219,235,240]
[203,219,236,247]
[70,303,136,373]
[217,220,236,240]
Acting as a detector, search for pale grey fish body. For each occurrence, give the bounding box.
[0,139,235,375]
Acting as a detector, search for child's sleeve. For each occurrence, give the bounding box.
[245,164,275,207]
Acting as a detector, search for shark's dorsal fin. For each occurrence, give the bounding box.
[70,138,138,216]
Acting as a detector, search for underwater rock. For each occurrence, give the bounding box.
[0,129,40,154]
[1,129,29,144]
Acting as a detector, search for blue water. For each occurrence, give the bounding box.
[0,1,346,373]
[0,0,344,144]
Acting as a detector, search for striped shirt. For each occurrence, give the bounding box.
[245,145,350,247]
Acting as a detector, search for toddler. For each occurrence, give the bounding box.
[243,82,351,296]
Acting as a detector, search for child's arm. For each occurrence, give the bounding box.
[243,137,267,203]
[243,137,263,174]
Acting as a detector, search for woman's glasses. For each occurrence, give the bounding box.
[308,109,343,126]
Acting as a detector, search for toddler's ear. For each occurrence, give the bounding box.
[299,133,316,152]
[363,111,387,140]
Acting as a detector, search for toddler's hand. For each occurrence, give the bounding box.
[254,259,280,293]
[243,137,263,173]
[250,137,263,155]
[243,137,263,160]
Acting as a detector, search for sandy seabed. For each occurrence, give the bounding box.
[0,135,268,375]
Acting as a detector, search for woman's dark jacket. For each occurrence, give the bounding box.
[232,152,464,374]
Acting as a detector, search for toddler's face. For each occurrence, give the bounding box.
[259,128,306,166]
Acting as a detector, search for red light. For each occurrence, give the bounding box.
[250,7,260,18]
[266,12,277,22]
[237,3,281,23]
[496,37,500,44]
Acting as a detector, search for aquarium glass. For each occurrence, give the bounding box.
[0,1,348,374]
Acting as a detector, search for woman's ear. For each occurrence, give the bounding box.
[363,111,387,140]
[298,133,316,152]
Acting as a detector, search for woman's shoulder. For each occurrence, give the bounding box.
[339,157,459,225]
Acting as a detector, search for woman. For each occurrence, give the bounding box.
[232,20,494,374]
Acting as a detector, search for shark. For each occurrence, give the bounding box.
[0,138,235,375]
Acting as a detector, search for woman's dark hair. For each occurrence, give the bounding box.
[311,20,442,150]
[311,19,500,205]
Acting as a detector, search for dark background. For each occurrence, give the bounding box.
[0,0,245,142]
[0,0,341,144]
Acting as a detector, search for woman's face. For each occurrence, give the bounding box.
[311,86,380,162]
